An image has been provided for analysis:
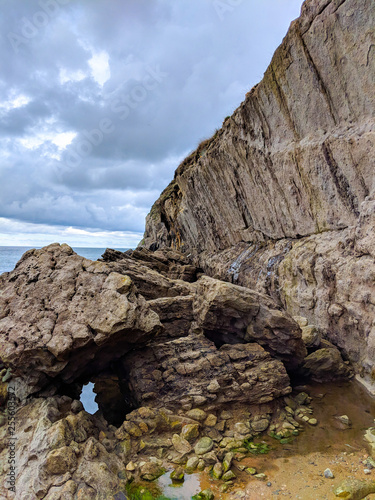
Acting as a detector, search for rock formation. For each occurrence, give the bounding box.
[0,243,311,497]
[143,0,375,390]
[0,244,304,406]
[0,0,372,496]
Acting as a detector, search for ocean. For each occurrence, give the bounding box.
[0,246,130,275]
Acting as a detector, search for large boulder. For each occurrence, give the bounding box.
[0,244,162,397]
[194,276,306,368]
[121,334,291,409]
[0,396,127,499]
[302,347,353,382]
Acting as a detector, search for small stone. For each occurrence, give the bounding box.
[295,392,310,406]
[186,409,207,422]
[255,473,267,480]
[139,421,149,434]
[223,452,234,473]
[251,418,269,433]
[194,396,207,406]
[283,422,296,430]
[172,434,192,455]
[222,470,236,481]
[215,421,226,432]
[308,418,318,426]
[126,461,136,471]
[324,468,334,479]
[195,489,214,500]
[205,428,223,443]
[138,407,156,419]
[197,459,205,471]
[293,316,308,327]
[202,451,218,465]
[301,325,322,348]
[2,368,12,383]
[71,400,84,414]
[364,468,371,475]
[195,437,214,455]
[234,422,250,435]
[207,379,220,393]
[181,423,200,443]
[220,410,233,420]
[170,467,185,482]
[267,482,272,487]
[205,414,218,427]
[186,456,200,473]
[212,462,223,479]
[45,447,77,475]
[336,415,352,427]
[245,467,257,475]
[140,462,165,481]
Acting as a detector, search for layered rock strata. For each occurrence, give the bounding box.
[143,0,375,387]
[0,244,305,405]
[0,244,312,498]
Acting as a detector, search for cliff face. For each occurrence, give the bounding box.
[144,0,375,387]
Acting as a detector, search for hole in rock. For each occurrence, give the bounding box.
[80,382,99,415]
[204,329,245,348]
[85,367,138,426]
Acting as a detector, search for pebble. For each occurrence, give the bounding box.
[364,468,372,474]
[255,473,267,480]
[324,468,334,478]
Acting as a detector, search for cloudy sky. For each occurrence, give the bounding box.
[0,0,303,248]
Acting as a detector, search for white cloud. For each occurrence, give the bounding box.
[0,217,142,248]
[52,131,77,149]
[89,51,110,86]
[1,94,31,111]
[59,68,87,84]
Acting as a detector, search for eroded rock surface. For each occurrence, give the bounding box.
[143,0,375,387]
[0,243,307,406]
[0,244,162,398]
[0,396,127,499]
[122,336,291,409]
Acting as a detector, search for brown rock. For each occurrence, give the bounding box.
[0,244,161,397]
[302,348,352,382]
[194,276,306,368]
[45,446,77,475]
[122,335,291,408]
[142,0,375,389]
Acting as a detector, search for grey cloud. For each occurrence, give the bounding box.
[0,0,304,242]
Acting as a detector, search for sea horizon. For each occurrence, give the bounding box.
[0,245,131,275]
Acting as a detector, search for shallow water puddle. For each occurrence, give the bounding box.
[158,472,201,499]
[129,381,375,499]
